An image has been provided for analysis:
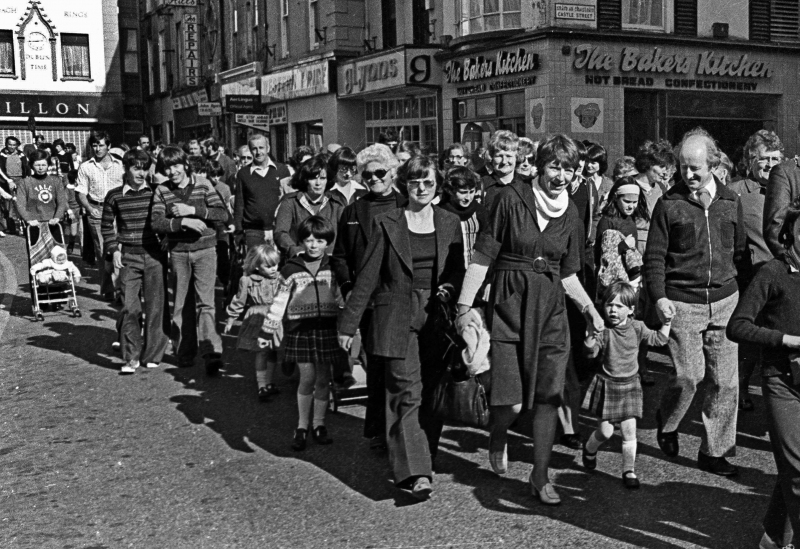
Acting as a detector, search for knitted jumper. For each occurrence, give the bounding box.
[233,163,290,232]
[15,174,67,222]
[101,185,161,255]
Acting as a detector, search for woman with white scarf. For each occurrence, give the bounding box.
[456,134,604,506]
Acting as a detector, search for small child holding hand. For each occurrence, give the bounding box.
[224,244,282,401]
[581,281,671,489]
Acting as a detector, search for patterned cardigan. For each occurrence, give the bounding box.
[263,254,344,334]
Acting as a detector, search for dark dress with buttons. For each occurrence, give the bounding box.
[477,180,583,409]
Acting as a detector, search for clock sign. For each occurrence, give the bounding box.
[28,31,47,51]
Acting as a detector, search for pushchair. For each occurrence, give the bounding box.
[24,222,81,321]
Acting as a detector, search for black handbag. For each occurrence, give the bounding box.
[431,309,490,429]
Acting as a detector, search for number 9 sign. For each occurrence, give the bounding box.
[408,55,431,84]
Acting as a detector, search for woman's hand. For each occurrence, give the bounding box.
[28,219,39,227]
[783,335,800,349]
[223,318,235,334]
[338,334,353,352]
[585,305,605,335]
[48,218,59,226]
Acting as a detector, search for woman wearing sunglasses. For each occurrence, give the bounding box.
[515,137,538,184]
[455,134,604,506]
[338,154,465,501]
[274,154,347,258]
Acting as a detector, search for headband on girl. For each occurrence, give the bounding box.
[616,184,641,197]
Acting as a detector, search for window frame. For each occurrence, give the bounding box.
[622,0,666,31]
[158,30,167,93]
[60,33,92,81]
[309,0,321,50]
[122,28,139,75]
[0,29,16,79]
[456,0,522,37]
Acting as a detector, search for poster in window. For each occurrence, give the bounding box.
[571,98,603,133]
[528,98,546,134]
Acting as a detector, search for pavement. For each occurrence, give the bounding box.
[0,233,777,549]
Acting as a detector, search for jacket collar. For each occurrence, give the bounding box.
[354,191,406,237]
[381,206,458,276]
[663,175,736,204]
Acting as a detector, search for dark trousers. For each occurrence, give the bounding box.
[117,251,170,364]
[383,289,445,486]
[740,342,762,401]
[216,239,231,289]
[361,310,385,439]
[763,372,800,546]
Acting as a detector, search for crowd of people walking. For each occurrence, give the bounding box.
[3,125,800,548]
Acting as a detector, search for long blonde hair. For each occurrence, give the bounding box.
[243,244,280,275]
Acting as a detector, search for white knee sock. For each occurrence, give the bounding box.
[312,398,328,428]
[622,439,637,473]
[585,430,605,454]
[256,370,268,389]
[297,393,313,429]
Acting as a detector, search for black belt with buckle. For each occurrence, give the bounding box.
[494,253,551,274]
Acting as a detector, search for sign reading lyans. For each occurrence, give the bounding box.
[0,95,103,118]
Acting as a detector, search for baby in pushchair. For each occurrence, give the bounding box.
[30,245,81,285]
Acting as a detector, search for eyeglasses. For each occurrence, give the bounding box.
[362,168,389,180]
[448,154,464,161]
[519,155,535,165]
[407,178,436,190]
[338,165,357,175]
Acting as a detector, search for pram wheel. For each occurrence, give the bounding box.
[72,309,81,318]
[35,312,44,322]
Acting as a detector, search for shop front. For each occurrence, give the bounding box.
[337,46,443,153]
[171,89,213,143]
[216,63,262,152]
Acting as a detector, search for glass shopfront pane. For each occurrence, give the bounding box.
[476,96,497,117]
[501,92,525,116]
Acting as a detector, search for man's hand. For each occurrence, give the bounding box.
[223,318,235,334]
[783,335,800,349]
[88,207,101,219]
[170,203,196,217]
[181,218,207,233]
[225,224,235,234]
[656,297,677,323]
[338,334,353,352]
[112,250,123,270]
[7,180,15,191]
[28,219,39,227]
[47,218,59,226]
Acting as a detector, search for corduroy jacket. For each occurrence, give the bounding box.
[644,177,746,305]
[338,206,465,358]
[764,158,800,259]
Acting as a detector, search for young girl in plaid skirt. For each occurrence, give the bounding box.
[581,281,671,488]
[261,215,344,451]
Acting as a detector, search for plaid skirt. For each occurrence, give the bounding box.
[581,373,643,423]
[284,327,341,365]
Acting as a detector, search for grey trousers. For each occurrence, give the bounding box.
[659,292,739,457]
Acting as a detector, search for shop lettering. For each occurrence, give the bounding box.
[696,51,772,78]
[343,59,399,94]
[0,7,16,13]
[585,75,654,87]
[445,48,539,84]
[573,44,613,71]
[3,101,90,115]
[621,47,691,74]
[64,11,87,17]
[666,79,759,91]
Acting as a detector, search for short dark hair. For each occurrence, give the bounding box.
[443,166,480,195]
[535,134,581,175]
[122,149,153,170]
[52,138,66,151]
[779,196,800,250]
[89,130,111,147]
[28,149,50,164]
[297,214,335,244]
[602,281,638,310]
[291,154,330,193]
[635,139,676,174]
[585,142,608,175]
[396,154,440,192]
[206,159,225,179]
[290,146,314,170]
[326,146,357,182]
[5,136,19,146]
[186,154,207,174]
[156,145,191,176]
[65,142,77,153]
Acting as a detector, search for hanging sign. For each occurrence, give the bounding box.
[198,102,222,116]
[184,14,201,86]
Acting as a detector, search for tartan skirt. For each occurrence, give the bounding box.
[581,373,643,423]
[283,327,341,365]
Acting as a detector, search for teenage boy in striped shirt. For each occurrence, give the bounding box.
[101,149,170,374]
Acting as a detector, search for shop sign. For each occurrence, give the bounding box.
[226,95,261,113]
[555,4,595,20]
[444,47,540,84]
[235,114,269,131]
[573,44,773,79]
[220,76,260,100]
[162,0,198,6]
[171,89,209,111]
[266,103,287,125]
[183,14,202,87]
[261,61,332,102]
[338,48,441,97]
[0,94,101,118]
[198,102,222,116]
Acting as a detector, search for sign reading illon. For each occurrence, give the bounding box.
[445,48,539,84]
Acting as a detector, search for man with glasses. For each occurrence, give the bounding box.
[0,136,29,236]
[233,134,290,251]
[331,143,407,454]
[729,130,784,412]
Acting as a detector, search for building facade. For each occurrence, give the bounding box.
[0,0,142,149]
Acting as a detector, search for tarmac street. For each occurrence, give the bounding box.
[0,234,777,548]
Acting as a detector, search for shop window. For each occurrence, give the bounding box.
[622,0,664,30]
[61,34,91,79]
[456,0,522,36]
[122,28,138,74]
[454,91,524,157]
[364,96,438,151]
[0,30,14,76]
[476,97,497,118]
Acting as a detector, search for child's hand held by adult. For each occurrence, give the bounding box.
[783,335,800,349]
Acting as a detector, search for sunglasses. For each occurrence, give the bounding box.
[362,168,389,180]
[519,155,535,165]
[338,165,357,175]
[407,178,436,190]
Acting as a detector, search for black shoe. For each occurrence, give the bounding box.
[281,361,295,377]
[640,371,656,386]
[292,428,308,451]
[560,433,582,450]
[739,397,754,412]
[656,410,679,458]
[369,436,388,453]
[622,471,641,489]
[411,476,433,500]
[312,426,333,445]
[582,442,597,470]
[257,386,272,402]
[205,355,223,377]
[697,451,739,477]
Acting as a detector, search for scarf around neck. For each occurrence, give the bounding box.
[531,176,570,222]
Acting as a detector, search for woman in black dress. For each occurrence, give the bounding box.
[456,134,604,505]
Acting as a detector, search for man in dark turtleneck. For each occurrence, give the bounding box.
[331,144,407,454]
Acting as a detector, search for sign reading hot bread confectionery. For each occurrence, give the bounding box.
[337,47,441,97]
[261,60,332,102]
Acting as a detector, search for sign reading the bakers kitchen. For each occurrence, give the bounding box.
[261,60,332,102]
[444,47,540,84]
[337,47,441,97]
